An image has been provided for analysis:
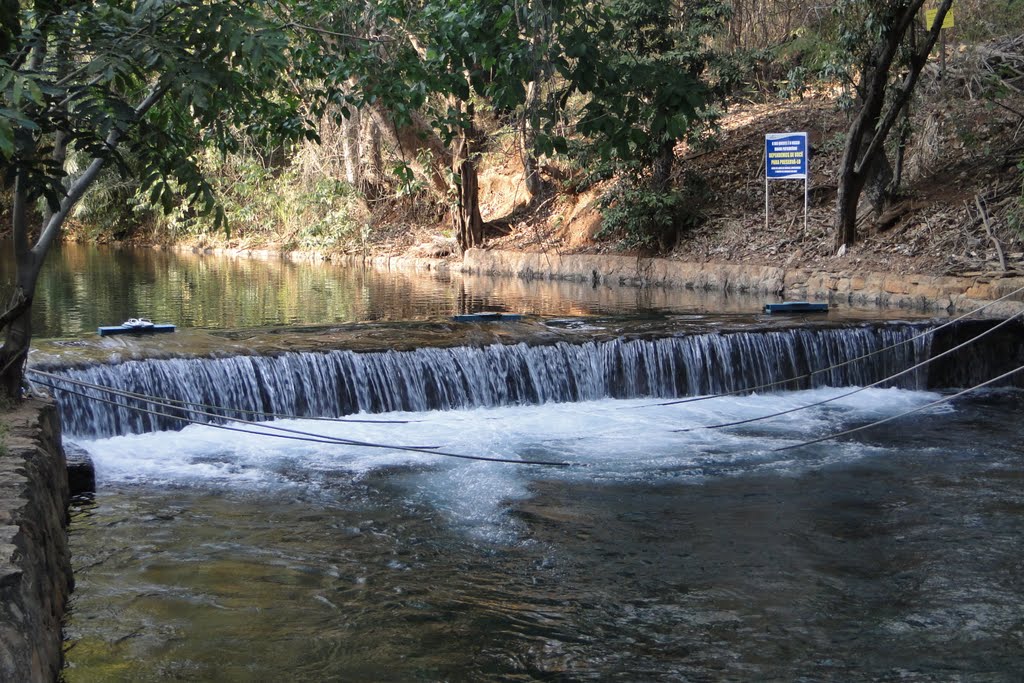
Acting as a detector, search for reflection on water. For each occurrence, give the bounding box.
[3,241,932,339]
[64,390,1024,681]
[20,240,1017,680]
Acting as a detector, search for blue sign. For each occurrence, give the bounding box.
[765,132,808,179]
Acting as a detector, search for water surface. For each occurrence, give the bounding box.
[3,241,935,340]
[65,389,1024,681]
[19,241,1017,681]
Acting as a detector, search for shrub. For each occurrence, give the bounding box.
[597,178,706,252]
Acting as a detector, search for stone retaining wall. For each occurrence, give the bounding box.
[461,249,1024,317]
[174,244,1024,315]
[0,400,72,683]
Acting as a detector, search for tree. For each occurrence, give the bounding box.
[0,0,312,400]
[287,0,605,253]
[574,0,730,250]
[833,0,953,250]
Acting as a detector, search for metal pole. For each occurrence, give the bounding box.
[804,175,809,233]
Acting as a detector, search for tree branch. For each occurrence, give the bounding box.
[279,21,391,44]
[31,83,171,259]
[854,0,952,177]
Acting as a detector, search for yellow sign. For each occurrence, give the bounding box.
[925,8,954,30]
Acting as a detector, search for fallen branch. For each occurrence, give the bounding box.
[975,194,1007,272]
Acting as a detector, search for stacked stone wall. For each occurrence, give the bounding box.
[0,400,72,683]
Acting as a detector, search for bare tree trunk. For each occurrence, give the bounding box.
[341,106,362,188]
[452,113,484,253]
[833,0,951,250]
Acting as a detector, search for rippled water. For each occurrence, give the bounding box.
[19,242,1016,680]
[65,388,1024,681]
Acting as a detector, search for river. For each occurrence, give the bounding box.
[6,242,1024,681]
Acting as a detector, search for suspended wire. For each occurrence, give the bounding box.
[26,368,415,425]
[31,375,438,450]
[26,286,1024,468]
[29,375,573,468]
[773,364,1024,452]
[649,283,1024,408]
[674,309,1024,433]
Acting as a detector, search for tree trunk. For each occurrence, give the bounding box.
[651,139,675,193]
[834,151,863,251]
[863,150,894,217]
[833,0,952,249]
[452,130,484,253]
[341,106,362,188]
[522,81,544,200]
[0,291,34,401]
[0,239,41,401]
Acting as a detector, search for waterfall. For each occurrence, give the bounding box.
[41,324,940,439]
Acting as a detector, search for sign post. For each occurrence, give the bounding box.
[765,132,809,232]
[925,8,954,80]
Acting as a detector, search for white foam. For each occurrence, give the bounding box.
[77,387,946,532]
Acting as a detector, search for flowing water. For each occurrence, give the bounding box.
[7,242,1022,681]
[65,389,1024,682]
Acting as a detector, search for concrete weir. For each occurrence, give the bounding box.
[4,248,1024,680]
[0,400,73,683]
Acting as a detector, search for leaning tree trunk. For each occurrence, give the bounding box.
[833,0,952,251]
[835,147,866,250]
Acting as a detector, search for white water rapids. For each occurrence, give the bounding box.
[75,387,949,538]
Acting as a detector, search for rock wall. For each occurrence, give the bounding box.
[461,249,1024,316]
[0,400,72,683]
[177,244,1024,315]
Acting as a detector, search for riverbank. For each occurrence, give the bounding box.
[0,399,73,683]
[165,244,1024,317]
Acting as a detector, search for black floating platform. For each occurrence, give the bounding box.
[98,324,176,336]
[763,302,829,314]
[451,313,523,323]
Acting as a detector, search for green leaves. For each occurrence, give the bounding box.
[573,0,723,165]
[1,0,311,232]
